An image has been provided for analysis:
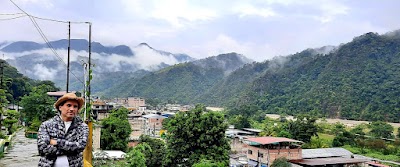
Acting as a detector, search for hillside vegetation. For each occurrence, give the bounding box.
[104,31,400,122]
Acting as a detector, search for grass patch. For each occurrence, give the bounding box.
[342,145,400,163]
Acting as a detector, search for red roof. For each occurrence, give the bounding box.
[246,137,303,145]
[290,157,369,165]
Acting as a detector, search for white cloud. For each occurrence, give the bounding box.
[32,63,58,80]
[14,0,54,8]
[200,34,277,61]
[121,0,218,27]
[132,45,180,70]
[232,3,277,18]
[314,2,349,23]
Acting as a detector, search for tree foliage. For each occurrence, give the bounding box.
[398,127,400,138]
[3,110,20,134]
[287,114,318,143]
[163,105,230,167]
[271,157,291,167]
[124,143,150,167]
[138,135,166,167]
[227,104,263,129]
[192,159,225,167]
[369,121,394,139]
[100,107,132,151]
[20,84,56,124]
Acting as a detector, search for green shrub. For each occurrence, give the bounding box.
[27,118,42,132]
[0,132,6,139]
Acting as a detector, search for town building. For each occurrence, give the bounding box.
[92,100,114,120]
[127,97,145,108]
[244,137,303,166]
[142,114,166,137]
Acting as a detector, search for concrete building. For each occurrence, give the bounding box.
[128,97,145,108]
[142,114,166,137]
[244,137,303,166]
[92,100,114,120]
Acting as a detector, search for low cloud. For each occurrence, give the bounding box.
[32,63,58,80]
[2,44,183,80]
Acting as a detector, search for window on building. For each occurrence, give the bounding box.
[248,150,252,155]
[259,153,263,158]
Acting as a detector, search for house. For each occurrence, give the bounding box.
[47,91,77,101]
[142,114,166,137]
[92,100,114,120]
[243,137,303,166]
[127,97,145,108]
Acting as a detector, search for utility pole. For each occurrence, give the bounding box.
[0,60,4,89]
[88,22,92,105]
[83,22,93,167]
[66,21,71,93]
[82,62,88,121]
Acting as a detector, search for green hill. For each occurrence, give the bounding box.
[101,30,400,122]
[239,31,400,122]
[103,53,253,104]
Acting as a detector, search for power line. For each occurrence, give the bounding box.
[9,0,84,84]
[0,15,26,21]
[0,13,24,15]
[31,15,88,24]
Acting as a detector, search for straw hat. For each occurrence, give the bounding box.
[54,93,84,110]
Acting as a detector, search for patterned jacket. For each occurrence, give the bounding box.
[37,115,89,167]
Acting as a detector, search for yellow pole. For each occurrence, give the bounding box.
[83,120,93,167]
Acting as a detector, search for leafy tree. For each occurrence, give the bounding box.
[332,131,355,147]
[229,115,250,129]
[163,105,230,167]
[331,123,346,134]
[350,124,366,136]
[0,89,9,134]
[397,127,400,138]
[287,114,318,143]
[138,135,166,167]
[271,157,291,167]
[33,80,60,92]
[260,117,280,137]
[3,110,20,134]
[124,143,151,167]
[192,159,225,167]
[100,107,132,151]
[369,121,394,139]
[19,84,55,124]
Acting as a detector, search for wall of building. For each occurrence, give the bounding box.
[247,145,302,165]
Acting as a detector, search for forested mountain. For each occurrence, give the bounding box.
[237,31,400,122]
[102,30,400,123]
[0,59,58,103]
[102,53,253,103]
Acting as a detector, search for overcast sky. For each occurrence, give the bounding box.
[1,0,399,61]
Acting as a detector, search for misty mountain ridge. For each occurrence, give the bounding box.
[0,39,197,91]
[103,29,400,123]
[102,52,253,101]
[136,42,195,62]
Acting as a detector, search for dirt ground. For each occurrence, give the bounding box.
[266,114,400,129]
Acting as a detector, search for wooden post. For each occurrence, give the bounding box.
[83,120,93,167]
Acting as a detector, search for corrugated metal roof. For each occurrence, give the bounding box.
[245,137,303,145]
[302,148,353,159]
[290,157,369,166]
[142,114,167,119]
